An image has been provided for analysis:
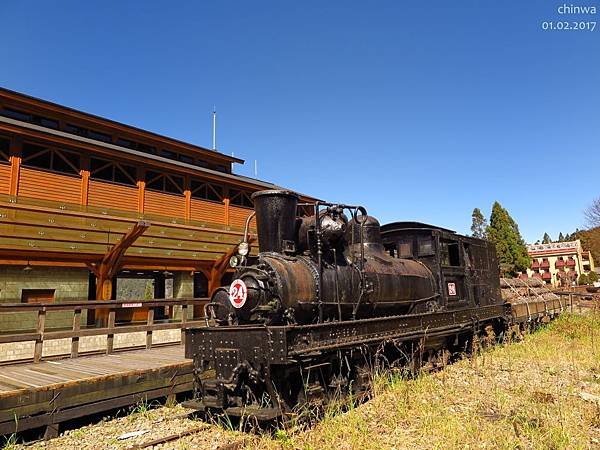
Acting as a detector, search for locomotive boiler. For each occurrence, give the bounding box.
[207,190,438,326]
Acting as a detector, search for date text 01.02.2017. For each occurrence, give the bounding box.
[541,21,596,31]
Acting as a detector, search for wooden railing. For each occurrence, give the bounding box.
[554,290,599,313]
[0,298,208,363]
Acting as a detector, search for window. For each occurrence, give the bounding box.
[21,143,80,175]
[441,240,461,266]
[190,179,223,202]
[145,170,184,194]
[116,138,136,149]
[0,108,58,129]
[418,238,434,256]
[65,123,88,137]
[179,154,194,164]
[137,143,156,154]
[230,189,254,208]
[37,117,59,129]
[0,136,9,162]
[1,107,31,122]
[160,149,177,159]
[398,240,413,258]
[90,157,137,186]
[21,289,55,303]
[88,130,112,143]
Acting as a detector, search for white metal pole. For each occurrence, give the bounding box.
[212,107,216,150]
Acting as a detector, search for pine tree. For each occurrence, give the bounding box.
[542,233,552,244]
[486,201,530,277]
[470,208,487,239]
[558,232,565,242]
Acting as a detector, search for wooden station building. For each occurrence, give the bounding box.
[0,87,311,331]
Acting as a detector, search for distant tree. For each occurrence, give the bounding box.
[578,273,589,286]
[470,208,488,239]
[588,271,599,284]
[585,197,600,228]
[542,233,552,244]
[486,202,530,277]
[573,228,600,264]
[558,232,565,242]
[534,240,540,245]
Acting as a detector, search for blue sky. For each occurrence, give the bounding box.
[1,1,598,243]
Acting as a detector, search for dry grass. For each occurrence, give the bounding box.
[6,313,600,449]
[249,313,600,449]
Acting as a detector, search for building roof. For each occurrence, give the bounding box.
[381,221,456,234]
[0,87,244,164]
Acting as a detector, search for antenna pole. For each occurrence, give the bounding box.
[212,106,216,150]
[254,160,258,177]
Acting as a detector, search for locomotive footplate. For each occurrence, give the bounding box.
[184,305,506,417]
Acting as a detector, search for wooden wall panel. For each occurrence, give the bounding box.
[88,179,138,211]
[0,164,10,195]
[229,206,254,228]
[18,167,80,204]
[190,198,225,225]
[144,190,185,219]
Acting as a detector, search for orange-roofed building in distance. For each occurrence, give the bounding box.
[0,87,315,331]
[523,240,596,287]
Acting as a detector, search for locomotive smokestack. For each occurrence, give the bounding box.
[251,190,299,253]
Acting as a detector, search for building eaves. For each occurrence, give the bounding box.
[0,87,244,164]
[0,115,279,190]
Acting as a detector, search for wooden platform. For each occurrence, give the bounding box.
[0,345,193,437]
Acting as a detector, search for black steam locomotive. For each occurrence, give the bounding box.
[184,190,558,419]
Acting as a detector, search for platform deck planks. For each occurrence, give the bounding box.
[0,345,193,436]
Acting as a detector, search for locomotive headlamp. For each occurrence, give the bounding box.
[229,255,240,267]
[238,241,249,256]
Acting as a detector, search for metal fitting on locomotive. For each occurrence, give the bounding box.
[207,190,438,326]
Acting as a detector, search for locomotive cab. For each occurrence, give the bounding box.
[381,222,502,310]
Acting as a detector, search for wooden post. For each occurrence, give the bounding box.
[137,181,145,213]
[181,304,188,347]
[34,308,46,363]
[569,293,573,313]
[106,308,116,354]
[184,190,191,220]
[8,155,21,196]
[71,308,81,358]
[80,170,90,206]
[44,423,59,440]
[146,307,154,349]
[223,198,230,226]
